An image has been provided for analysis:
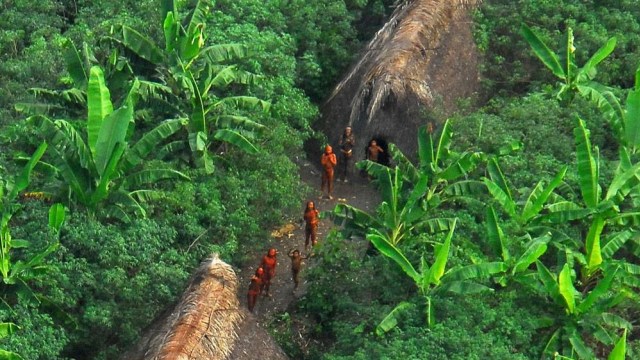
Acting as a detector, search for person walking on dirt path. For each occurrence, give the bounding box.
[367,139,384,163]
[288,249,309,290]
[247,267,264,312]
[338,126,355,183]
[304,201,320,252]
[260,248,278,297]
[320,145,337,199]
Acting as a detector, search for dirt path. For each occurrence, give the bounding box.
[233,159,379,354]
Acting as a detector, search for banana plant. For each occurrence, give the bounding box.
[541,118,640,279]
[111,0,270,173]
[359,119,485,210]
[535,262,630,359]
[333,165,456,245]
[520,24,616,103]
[1,144,66,304]
[371,219,506,332]
[29,66,188,221]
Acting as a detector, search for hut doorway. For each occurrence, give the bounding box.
[365,136,390,167]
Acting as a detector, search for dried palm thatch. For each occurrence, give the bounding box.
[320,0,481,161]
[331,0,480,123]
[122,254,244,360]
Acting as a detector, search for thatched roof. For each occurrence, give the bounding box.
[320,0,481,161]
[122,254,286,360]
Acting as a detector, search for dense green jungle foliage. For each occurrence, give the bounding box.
[0,0,393,358]
[1,0,639,359]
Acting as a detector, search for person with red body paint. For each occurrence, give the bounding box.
[320,145,337,199]
[247,267,264,312]
[303,201,320,252]
[259,248,278,297]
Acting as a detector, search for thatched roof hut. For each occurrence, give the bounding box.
[122,254,287,360]
[319,0,481,162]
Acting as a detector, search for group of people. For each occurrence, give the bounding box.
[246,200,321,313]
[320,126,385,199]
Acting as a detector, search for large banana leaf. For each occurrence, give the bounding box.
[87,67,113,156]
[375,301,415,336]
[485,206,510,261]
[521,166,567,223]
[163,11,178,52]
[206,65,242,89]
[441,262,507,282]
[202,44,251,63]
[435,280,493,295]
[367,232,420,283]
[520,24,565,79]
[513,239,548,275]
[94,105,132,177]
[208,96,271,114]
[124,119,185,170]
[417,124,433,170]
[91,142,126,206]
[121,26,164,65]
[48,204,65,234]
[180,0,208,60]
[213,129,259,154]
[124,168,190,187]
[428,219,456,285]
[434,120,453,169]
[419,217,456,234]
[388,143,419,184]
[483,178,516,217]
[536,261,563,305]
[9,143,47,200]
[607,329,627,360]
[602,230,636,259]
[576,37,617,83]
[558,263,577,314]
[569,330,596,360]
[585,217,605,273]
[438,152,482,181]
[578,266,619,314]
[543,201,593,223]
[625,83,640,149]
[574,118,600,208]
[63,40,88,88]
[605,162,640,200]
[486,158,513,203]
[215,115,265,133]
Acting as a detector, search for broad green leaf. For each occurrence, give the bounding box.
[601,313,632,330]
[606,162,640,200]
[375,301,414,336]
[625,87,640,149]
[367,232,420,284]
[569,330,596,360]
[608,329,627,360]
[213,129,259,154]
[421,217,456,234]
[87,67,113,156]
[208,96,270,114]
[543,201,593,223]
[202,43,250,63]
[436,280,493,295]
[585,217,605,273]
[485,206,510,261]
[520,24,565,79]
[602,230,635,259]
[91,142,126,206]
[578,266,619,314]
[10,240,30,249]
[513,241,548,275]
[483,178,516,217]
[163,11,178,52]
[558,263,576,314]
[434,119,452,167]
[574,118,599,208]
[536,261,561,303]
[521,166,567,222]
[429,219,456,285]
[442,262,507,282]
[215,115,266,133]
[94,105,132,177]
[122,26,164,65]
[0,322,19,338]
[0,349,23,360]
[578,37,616,82]
[389,143,419,184]
[125,119,185,171]
[48,204,65,233]
[486,158,513,204]
[9,143,47,200]
[438,152,482,181]
[124,168,190,187]
[63,40,88,88]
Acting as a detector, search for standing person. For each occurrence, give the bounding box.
[259,248,278,297]
[338,126,355,182]
[367,139,384,163]
[247,267,264,313]
[304,201,320,252]
[320,145,337,199]
[287,249,309,290]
